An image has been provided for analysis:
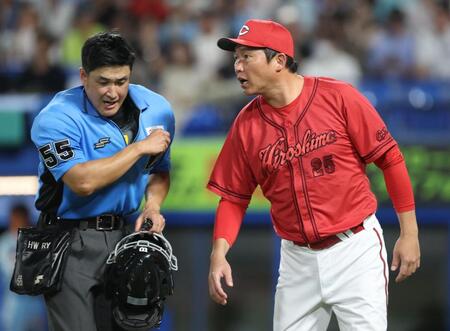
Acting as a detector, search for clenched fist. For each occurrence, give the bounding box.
[138,129,171,156]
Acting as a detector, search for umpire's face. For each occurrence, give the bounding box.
[80,65,131,117]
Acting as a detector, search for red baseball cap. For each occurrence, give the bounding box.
[217,19,294,58]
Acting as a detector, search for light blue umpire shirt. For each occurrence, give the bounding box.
[31,84,175,219]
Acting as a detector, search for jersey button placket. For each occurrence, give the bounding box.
[285,121,295,145]
[293,123,315,242]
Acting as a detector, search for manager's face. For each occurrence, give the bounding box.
[234,46,277,96]
[80,65,131,117]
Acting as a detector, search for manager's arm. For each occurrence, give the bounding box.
[209,198,248,305]
[374,145,420,283]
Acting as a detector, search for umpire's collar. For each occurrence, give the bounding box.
[82,86,150,117]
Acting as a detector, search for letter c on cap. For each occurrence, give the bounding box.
[239,25,250,36]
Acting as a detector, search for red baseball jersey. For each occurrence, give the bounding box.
[207,77,398,244]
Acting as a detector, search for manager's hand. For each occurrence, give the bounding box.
[391,233,420,282]
[209,251,233,305]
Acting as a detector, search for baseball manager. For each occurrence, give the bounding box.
[207,19,420,331]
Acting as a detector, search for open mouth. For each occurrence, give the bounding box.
[103,100,117,109]
[238,78,248,87]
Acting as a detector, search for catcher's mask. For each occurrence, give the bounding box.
[105,232,178,330]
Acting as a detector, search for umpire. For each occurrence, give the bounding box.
[30,32,175,330]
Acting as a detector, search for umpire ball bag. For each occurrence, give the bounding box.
[105,232,178,330]
[10,226,72,295]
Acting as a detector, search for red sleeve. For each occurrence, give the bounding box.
[207,118,258,204]
[374,146,415,212]
[213,198,248,246]
[342,84,397,163]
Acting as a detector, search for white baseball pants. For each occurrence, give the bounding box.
[274,214,389,331]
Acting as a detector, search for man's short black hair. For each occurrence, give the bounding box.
[81,32,136,73]
[263,48,298,73]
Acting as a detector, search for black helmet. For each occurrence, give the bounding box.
[105,232,178,330]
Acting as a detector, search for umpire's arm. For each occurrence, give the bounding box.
[135,172,170,232]
[63,129,170,196]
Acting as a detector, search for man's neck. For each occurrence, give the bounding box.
[262,74,304,108]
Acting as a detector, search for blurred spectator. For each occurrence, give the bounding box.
[0,0,20,32]
[92,0,120,28]
[373,0,414,21]
[0,203,46,331]
[191,10,227,83]
[137,17,163,68]
[301,13,362,84]
[14,29,66,93]
[366,7,415,79]
[105,9,137,45]
[341,0,379,68]
[132,17,165,90]
[282,0,318,35]
[414,2,450,79]
[159,3,198,49]
[160,40,201,131]
[275,4,315,65]
[0,0,449,130]
[61,3,105,67]
[404,0,436,34]
[128,0,170,22]
[223,0,253,36]
[247,0,281,20]
[1,2,39,72]
[36,0,76,40]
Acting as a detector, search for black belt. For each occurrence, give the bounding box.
[54,214,124,231]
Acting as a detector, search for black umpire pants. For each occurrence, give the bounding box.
[44,226,128,331]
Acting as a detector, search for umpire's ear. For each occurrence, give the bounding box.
[80,67,88,86]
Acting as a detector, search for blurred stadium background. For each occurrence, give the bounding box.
[0,0,449,330]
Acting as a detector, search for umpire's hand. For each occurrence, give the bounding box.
[135,208,165,233]
[138,129,171,156]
